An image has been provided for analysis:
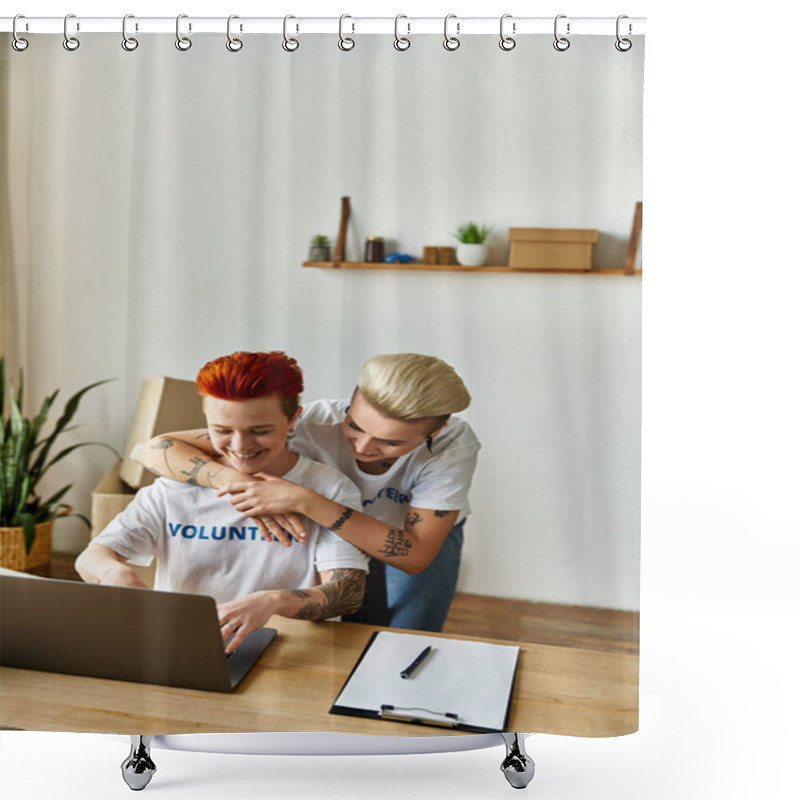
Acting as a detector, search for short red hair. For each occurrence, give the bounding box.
[196,351,304,418]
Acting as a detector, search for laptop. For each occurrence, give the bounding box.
[0,573,276,692]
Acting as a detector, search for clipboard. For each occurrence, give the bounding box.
[330,631,519,733]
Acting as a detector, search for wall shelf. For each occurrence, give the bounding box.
[303,261,642,276]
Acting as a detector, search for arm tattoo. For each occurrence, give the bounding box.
[195,431,212,442]
[378,528,412,558]
[329,506,354,532]
[405,511,422,527]
[434,509,451,518]
[181,456,211,486]
[285,588,313,601]
[292,569,366,620]
[146,437,176,479]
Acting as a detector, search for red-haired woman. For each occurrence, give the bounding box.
[78,351,368,653]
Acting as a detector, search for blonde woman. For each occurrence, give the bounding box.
[132,353,480,632]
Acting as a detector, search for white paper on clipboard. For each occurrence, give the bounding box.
[332,631,519,731]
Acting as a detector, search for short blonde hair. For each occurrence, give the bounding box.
[357,354,471,421]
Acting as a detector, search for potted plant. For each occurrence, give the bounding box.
[453,222,491,267]
[0,358,114,574]
[308,234,331,262]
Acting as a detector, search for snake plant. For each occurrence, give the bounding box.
[0,357,115,552]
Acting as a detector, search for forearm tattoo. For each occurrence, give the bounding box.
[292,569,366,620]
[434,509,451,518]
[405,511,422,527]
[145,436,224,487]
[378,528,413,558]
[329,506,354,532]
[181,456,211,486]
[146,437,176,479]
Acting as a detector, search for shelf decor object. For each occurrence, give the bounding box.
[508,228,598,271]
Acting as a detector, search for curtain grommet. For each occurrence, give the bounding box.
[338,14,355,51]
[394,15,411,51]
[175,14,192,51]
[282,15,299,52]
[553,14,570,52]
[499,14,516,51]
[12,15,29,51]
[63,14,80,52]
[226,15,243,52]
[121,15,139,52]
[443,14,460,51]
[615,15,633,51]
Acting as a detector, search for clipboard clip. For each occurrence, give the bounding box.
[379,705,460,728]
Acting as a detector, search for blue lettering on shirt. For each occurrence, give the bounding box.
[165,522,287,543]
[362,487,410,508]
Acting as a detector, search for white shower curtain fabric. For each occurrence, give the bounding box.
[1,32,642,614]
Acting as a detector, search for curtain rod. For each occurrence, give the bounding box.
[1,16,646,36]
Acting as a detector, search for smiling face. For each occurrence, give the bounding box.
[342,390,446,466]
[204,394,300,476]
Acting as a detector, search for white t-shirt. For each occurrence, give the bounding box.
[290,399,481,529]
[93,455,368,603]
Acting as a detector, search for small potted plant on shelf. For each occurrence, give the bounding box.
[308,234,331,262]
[453,222,491,267]
[0,358,115,574]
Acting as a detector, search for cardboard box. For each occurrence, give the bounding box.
[508,227,598,270]
[119,376,208,489]
[91,460,155,587]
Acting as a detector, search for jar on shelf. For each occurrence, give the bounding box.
[364,237,385,263]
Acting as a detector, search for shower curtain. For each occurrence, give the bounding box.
[0,9,643,771]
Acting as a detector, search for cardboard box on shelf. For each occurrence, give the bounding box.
[90,460,154,587]
[508,227,598,270]
[119,376,207,490]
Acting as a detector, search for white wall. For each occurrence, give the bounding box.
[2,31,642,610]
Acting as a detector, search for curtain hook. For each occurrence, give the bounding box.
[122,14,139,52]
[499,14,516,51]
[338,14,355,51]
[175,14,192,51]
[553,14,571,52]
[443,14,460,51]
[282,15,299,52]
[12,15,29,52]
[615,15,632,52]
[226,15,243,52]
[63,13,80,51]
[394,14,411,51]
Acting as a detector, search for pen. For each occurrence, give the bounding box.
[400,646,433,679]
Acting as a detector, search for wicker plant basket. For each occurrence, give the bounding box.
[0,520,53,574]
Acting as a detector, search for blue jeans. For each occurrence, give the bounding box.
[385,519,465,632]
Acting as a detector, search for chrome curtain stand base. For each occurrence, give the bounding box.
[122,735,156,791]
[500,733,535,789]
[119,733,534,790]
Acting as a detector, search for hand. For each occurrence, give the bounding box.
[217,592,282,654]
[250,513,308,547]
[217,477,311,540]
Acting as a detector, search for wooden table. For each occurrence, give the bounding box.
[0,617,638,737]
